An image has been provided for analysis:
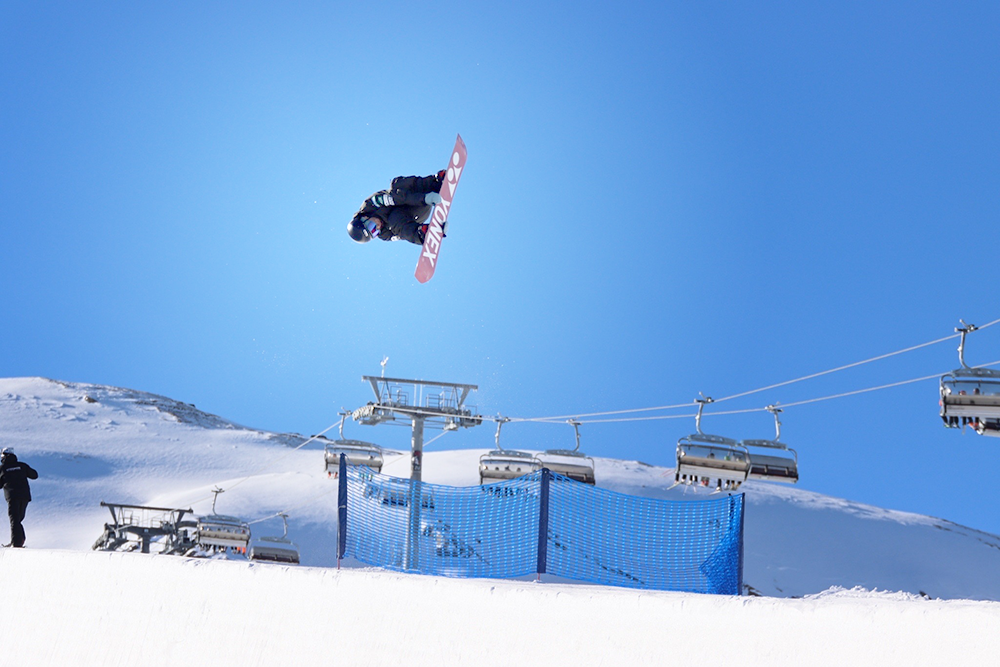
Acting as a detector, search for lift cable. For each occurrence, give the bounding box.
[560,360,1000,425]
[514,318,1000,423]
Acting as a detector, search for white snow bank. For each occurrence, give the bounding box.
[2,548,998,666]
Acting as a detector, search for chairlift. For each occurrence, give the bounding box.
[940,374,1000,426]
[195,488,251,552]
[675,397,750,489]
[324,413,384,477]
[741,405,799,484]
[248,513,300,564]
[479,418,543,484]
[536,420,596,485]
[940,322,1000,430]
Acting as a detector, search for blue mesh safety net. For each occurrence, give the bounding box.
[342,466,743,595]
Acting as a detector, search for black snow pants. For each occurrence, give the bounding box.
[8,497,28,547]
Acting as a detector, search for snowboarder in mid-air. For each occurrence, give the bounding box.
[0,448,38,548]
[347,172,445,246]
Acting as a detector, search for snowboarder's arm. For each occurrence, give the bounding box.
[363,191,395,210]
[24,464,37,480]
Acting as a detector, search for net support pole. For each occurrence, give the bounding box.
[536,468,551,580]
[736,493,745,596]
[405,416,425,571]
[337,453,348,568]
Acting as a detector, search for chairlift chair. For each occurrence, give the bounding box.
[536,420,596,485]
[940,370,1000,423]
[479,418,543,484]
[195,488,251,552]
[741,405,799,484]
[324,414,385,476]
[196,514,251,550]
[248,514,300,564]
[675,397,750,488]
[742,440,799,483]
[940,322,1000,428]
[324,440,384,475]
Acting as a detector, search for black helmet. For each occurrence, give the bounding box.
[348,216,375,243]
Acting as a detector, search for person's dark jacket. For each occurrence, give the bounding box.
[0,454,38,503]
[351,174,443,245]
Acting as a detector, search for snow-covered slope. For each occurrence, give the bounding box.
[2,376,1000,602]
[1,548,998,667]
[3,377,1000,665]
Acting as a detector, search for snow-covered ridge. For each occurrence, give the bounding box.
[2,376,1000,602]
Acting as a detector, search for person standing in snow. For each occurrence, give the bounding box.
[347,171,445,245]
[0,449,39,548]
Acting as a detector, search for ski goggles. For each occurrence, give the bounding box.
[363,217,380,238]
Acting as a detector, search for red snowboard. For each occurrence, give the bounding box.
[415,134,467,283]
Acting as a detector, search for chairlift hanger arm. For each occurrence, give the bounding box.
[338,411,349,439]
[694,396,714,434]
[568,419,581,452]
[957,319,980,369]
[766,404,783,441]
[495,416,510,450]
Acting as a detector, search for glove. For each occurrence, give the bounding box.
[424,192,442,205]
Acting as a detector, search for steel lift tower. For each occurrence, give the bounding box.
[352,375,483,568]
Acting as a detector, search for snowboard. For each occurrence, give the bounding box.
[415,134,467,283]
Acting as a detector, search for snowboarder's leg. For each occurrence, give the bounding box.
[412,204,433,226]
[8,499,27,547]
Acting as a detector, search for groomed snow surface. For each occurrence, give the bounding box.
[2,377,999,665]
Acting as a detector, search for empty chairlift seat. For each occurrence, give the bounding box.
[536,449,596,485]
[248,514,299,564]
[249,536,300,563]
[531,420,596,485]
[741,438,799,483]
[324,440,384,476]
[479,450,542,484]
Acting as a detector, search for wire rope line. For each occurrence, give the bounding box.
[516,318,1000,423]
[778,359,1000,409]
[563,360,1000,425]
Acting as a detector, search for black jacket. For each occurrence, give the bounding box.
[0,455,38,503]
[351,174,443,245]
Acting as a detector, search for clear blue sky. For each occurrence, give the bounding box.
[3,3,999,533]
